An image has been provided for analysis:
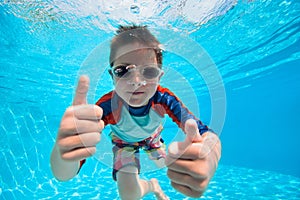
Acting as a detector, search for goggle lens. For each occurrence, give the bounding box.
[112,65,161,79]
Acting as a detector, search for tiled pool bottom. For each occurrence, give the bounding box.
[1,162,299,200]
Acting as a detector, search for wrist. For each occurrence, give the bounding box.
[50,144,80,181]
[203,131,221,164]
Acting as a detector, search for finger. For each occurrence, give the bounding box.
[168,119,203,158]
[171,181,204,198]
[184,119,202,145]
[166,157,208,179]
[58,132,101,151]
[169,142,210,160]
[168,132,219,160]
[177,132,220,159]
[59,118,104,135]
[167,169,206,191]
[73,75,90,105]
[167,141,209,160]
[61,146,97,161]
[66,105,103,120]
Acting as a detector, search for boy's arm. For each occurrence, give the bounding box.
[155,86,210,134]
[50,76,103,181]
[156,87,221,197]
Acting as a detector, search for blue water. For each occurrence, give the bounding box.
[1,0,300,199]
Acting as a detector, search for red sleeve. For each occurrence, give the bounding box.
[96,91,122,125]
[77,159,86,174]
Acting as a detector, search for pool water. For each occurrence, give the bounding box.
[1,0,300,199]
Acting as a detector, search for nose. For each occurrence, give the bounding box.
[132,71,143,83]
[127,71,146,86]
[126,65,146,86]
[126,65,143,82]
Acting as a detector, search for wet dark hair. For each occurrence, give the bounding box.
[109,25,163,67]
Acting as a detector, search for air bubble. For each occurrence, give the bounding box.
[130,5,140,14]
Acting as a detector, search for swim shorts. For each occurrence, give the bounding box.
[111,126,166,181]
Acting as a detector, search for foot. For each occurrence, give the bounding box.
[150,178,169,200]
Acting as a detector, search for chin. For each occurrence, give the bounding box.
[127,99,147,107]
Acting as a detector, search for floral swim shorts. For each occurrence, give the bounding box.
[111,126,166,181]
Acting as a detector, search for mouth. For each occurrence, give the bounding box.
[128,91,144,95]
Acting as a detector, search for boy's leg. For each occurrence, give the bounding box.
[111,131,168,200]
[116,165,169,200]
[116,165,149,200]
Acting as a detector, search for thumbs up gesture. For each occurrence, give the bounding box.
[57,75,104,161]
[166,119,221,198]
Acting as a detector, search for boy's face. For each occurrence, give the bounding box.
[111,43,163,107]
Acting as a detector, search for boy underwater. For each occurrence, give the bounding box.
[50,25,221,200]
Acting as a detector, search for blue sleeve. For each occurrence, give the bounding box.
[154,86,211,135]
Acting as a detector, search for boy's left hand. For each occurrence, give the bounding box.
[165,119,221,198]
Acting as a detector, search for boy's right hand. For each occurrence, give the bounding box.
[56,75,104,162]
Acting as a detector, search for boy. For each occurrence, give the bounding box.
[50,25,221,200]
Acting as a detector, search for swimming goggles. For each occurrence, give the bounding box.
[110,64,162,80]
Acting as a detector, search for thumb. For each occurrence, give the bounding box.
[183,119,203,146]
[72,75,90,105]
[168,119,203,157]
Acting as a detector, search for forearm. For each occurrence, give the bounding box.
[50,144,80,181]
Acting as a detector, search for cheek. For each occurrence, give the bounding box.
[114,79,127,92]
[146,83,159,95]
[114,78,126,87]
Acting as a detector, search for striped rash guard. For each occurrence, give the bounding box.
[96,85,210,142]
